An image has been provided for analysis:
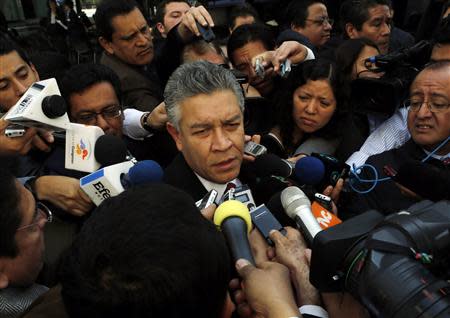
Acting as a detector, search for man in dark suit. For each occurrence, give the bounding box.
[164,61,261,201]
[345,61,450,217]
[94,0,215,112]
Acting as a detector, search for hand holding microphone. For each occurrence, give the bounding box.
[269,228,321,307]
[214,200,255,265]
[235,259,300,318]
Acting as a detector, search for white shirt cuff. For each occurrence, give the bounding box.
[122,108,152,140]
[299,305,329,318]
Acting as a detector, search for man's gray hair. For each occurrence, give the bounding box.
[164,61,245,130]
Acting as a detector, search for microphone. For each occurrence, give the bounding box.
[295,153,349,188]
[214,200,255,265]
[80,160,164,206]
[394,161,450,201]
[65,124,127,173]
[4,78,70,131]
[94,135,128,167]
[253,153,294,178]
[280,186,322,244]
[311,201,342,229]
[295,156,325,186]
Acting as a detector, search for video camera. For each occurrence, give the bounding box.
[350,40,432,117]
[310,200,450,317]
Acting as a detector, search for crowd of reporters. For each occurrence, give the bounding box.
[1,0,450,317]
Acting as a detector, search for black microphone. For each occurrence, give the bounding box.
[42,95,67,118]
[214,200,255,265]
[395,161,450,201]
[253,153,294,178]
[94,134,128,167]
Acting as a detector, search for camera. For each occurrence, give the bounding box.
[310,200,450,317]
[351,40,432,117]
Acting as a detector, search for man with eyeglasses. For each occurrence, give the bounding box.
[344,61,450,217]
[0,168,53,317]
[284,0,333,49]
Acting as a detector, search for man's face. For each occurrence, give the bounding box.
[232,41,274,96]
[347,5,392,54]
[167,90,245,184]
[69,82,123,137]
[0,181,46,288]
[158,2,190,37]
[293,2,332,47]
[407,68,450,153]
[0,51,39,111]
[430,43,450,62]
[101,8,153,66]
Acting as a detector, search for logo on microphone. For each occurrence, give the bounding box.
[75,138,90,160]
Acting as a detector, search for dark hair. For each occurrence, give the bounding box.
[227,23,275,66]
[94,0,139,41]
[63,0,74,9]
[286,0,325,29]
[0,33,32,66]
[335,37,379,104]
[276,60,339,153]
[0,169,21,258]
[228,3,259,30]
[181,39,226,64]
[433,16,450,45]
[155,0,189,24]
[60,184,230,318]
[340,0,392,35]
[60,63,122,114]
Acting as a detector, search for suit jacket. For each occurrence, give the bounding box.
[100,24,186,112]
[163,154,210,201]
[163,154,297,227]
[343,139,449,218]
[100,53,162,112]
[20,285,68,318]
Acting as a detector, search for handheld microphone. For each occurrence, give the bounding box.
[4,78,69,131]
[281,186,322,244]
[295,156,326,186]
[214,200,255,265]
[65,124,127,173]
[311,201,342,229]
[80,160,163,206]
[253,153,294,178]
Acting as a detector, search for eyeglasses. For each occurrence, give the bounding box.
[404,99,450,113]
[17,202,53,231]
[76,105,122,125]
[306,17,334,26]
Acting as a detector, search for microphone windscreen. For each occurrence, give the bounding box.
[396,161,450,201]
[295,156,325,185]
[128,160,163,185]
[94,135,127,166]
[42,95,67,118]
[253,153,292,178]
[214,200,252,234]
[280,186,311,219]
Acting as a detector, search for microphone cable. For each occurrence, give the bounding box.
[348,135,450,194]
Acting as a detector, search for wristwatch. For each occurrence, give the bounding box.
[141,111,157,133]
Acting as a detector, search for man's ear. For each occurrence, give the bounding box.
[155,22,166,36]
[166,122,183,152]
[30,63,40,81]
[291,23,303,33]
[0,271,9,289]
[345,23,359,39]
[98,36,115,55]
